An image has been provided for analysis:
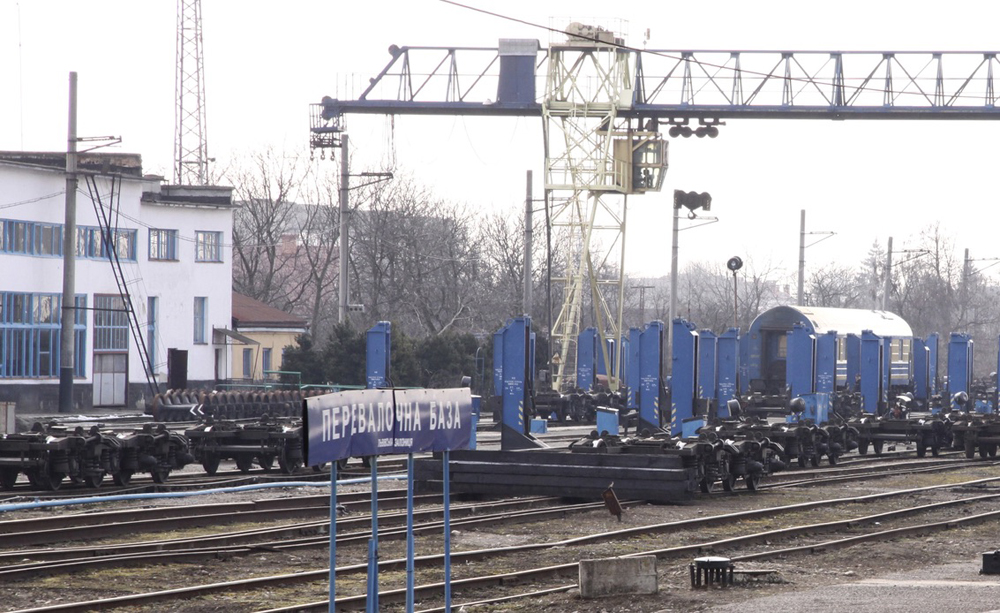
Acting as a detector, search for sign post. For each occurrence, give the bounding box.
[328,463,337,612]
[305,387,473,612]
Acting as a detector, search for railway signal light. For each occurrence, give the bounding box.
[673,190,712,215]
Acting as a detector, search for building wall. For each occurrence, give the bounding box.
[232,329,303,380]
[0,162,234,413]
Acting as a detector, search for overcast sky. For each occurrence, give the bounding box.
[2,1,999,283]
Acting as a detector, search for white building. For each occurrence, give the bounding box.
[0,152,236,413]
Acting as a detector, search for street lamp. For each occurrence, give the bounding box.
[727,256,743,329]
[668,190,716,369]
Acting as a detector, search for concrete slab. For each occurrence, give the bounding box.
[580,555,658,598]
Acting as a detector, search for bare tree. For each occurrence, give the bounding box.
[807,263,868,308]
[228,148,311,307]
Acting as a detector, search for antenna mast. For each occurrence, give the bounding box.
[174,0,209,185]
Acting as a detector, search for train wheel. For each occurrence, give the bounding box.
[873,440,884,457]
[810,455,820,467]
[857,438,870,456]
[980,443,992,459]
[361,456,373,469]
[336,458,349,470]
[202,455,221,475]
[113,470,133,486]
[278,452,302,475]
[828,453,839,466]
[721,472,737,492]
[745,473,761,492]
[260,455,275,472]
[84,473,104,488]
[989,444,999,458]
[236,456,254,473]
[699,476,716,494]
[35,471,64,491]
[151,468,170,484]
[311,463,328,473]
[0,468,18,490]
[797,455,806,468]
[966,438,978,459]
[916,438,927,458]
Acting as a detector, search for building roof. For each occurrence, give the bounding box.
[0,151,145,177]
[232,292,308,330]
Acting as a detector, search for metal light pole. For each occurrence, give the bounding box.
[728,256,743,329]
[523,170,532,317]
[668,190,716,369]
[338,134,350,324]
[668,201,680,364]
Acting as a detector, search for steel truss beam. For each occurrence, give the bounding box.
[316,47,1000,120]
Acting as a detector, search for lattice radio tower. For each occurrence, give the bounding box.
[174,0,209,185]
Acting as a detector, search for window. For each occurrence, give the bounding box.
[94,295,129,351]
[76,226,137,261]
[0,220,62,257]
[242,348,252,378]
[262,348,272,374]
[195,231,223,262]
[0,292,86,378]
[148,229,178,261]
[147,297,157,371]
[193,297,207,344]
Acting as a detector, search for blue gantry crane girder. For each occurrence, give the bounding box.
[313,46,1000,135]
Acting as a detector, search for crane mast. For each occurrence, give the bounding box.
[543,24,666,392]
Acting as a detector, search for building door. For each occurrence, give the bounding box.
[93,295,130,407]
[94,353,127,406]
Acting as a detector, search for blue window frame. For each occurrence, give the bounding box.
[0,292,86,378]
[148,229,178,261]
[193,297,207,344]
[94,295,129,351]
[195,231,223,262]
[1,219,63,257]
[76,226,137,261]
[242,348,252,378]
[262,348,272,374]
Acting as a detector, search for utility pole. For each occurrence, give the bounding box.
[523,170,532,317]
[637,285,654,324]
[668,200,680,366]
[797,209,806,305]
[338,134,350,324]
[882,236,893,311]
[58,72,78,414]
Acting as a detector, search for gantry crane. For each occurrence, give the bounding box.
[310,24,1000,394]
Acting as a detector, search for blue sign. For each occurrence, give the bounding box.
[305,387,473,465]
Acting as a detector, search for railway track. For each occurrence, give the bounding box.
[4,456,999,612]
